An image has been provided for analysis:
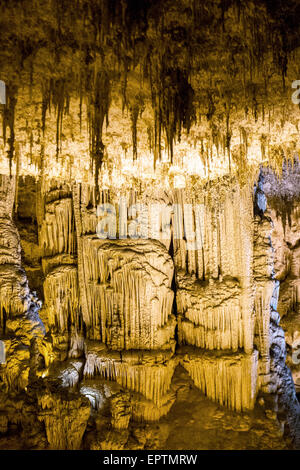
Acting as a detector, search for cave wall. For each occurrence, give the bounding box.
[263,162,300,395]
[0,170,299,449]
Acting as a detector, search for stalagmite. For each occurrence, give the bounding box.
[110,392,131,430]
[1,339,31,390]
[0,177,30,328]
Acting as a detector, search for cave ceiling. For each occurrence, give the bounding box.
[0,0,300,186]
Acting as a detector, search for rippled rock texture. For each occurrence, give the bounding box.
[0,170,299,450]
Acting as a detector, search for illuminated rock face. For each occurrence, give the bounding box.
[79,238,175,349]
[173,182,257,410]
[1,0,300,448]
[0,170,299,451]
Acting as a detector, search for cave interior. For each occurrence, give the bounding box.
[0,0,300,450]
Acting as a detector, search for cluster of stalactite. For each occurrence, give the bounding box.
[1,85,17,175]
[35,180,179,430]
[261,162,300,401]
[1,171,300,449]
[0,0,299,177]
[38,180,80,340]
[31,174,298,423]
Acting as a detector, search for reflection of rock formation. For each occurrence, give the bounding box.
[180,348,258,411]
[0,172,300,449]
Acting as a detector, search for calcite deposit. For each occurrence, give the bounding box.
[0,0,300,451]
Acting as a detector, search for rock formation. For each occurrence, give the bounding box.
[0,0,300,451]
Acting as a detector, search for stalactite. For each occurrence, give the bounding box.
[40,79,71,161]
[88,70,110,202]
[40,197,76,257]
[43,265,80,332]
[81,237,175,349]
[130,102,139,161]
[224,97,232,173]
[38,392,90,450]
[83,345,177,406]
[121,57,129,113]
[2,85,17,175]
[173,181,254,284]
[41,82,50,139]
[72,183,90,328]
[0,0,293,180]
[151,66,195,163]
[0,175,16,220]
[14,143,20,214]
[178,281,244,351]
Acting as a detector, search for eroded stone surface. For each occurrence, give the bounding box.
[0,173,299,450]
